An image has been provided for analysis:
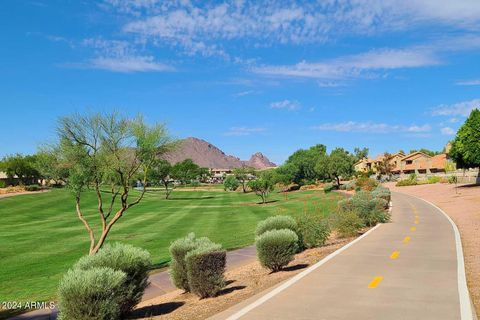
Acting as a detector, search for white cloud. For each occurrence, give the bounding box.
[441,127,455,135]
[104,0,480,59]
[82,38,173,72]
[456,79,480,86]
[233,90,255,97]
[253,47,439,80]
[311,121,431,133]
[432,98,480,116]
[270,100,301,110]
[224,126,266,136]
[89,56,172,72]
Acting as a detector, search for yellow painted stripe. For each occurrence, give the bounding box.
[390,251,400,259]
[368,276,383,288]
[414,220,419,224]
[403,236,411,243]
[410,226,416,231]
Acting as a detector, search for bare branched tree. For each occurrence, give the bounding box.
[56,112,173,254]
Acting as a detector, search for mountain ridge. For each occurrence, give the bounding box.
[162,137,276,169]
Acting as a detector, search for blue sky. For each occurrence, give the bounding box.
[1,0,480,164]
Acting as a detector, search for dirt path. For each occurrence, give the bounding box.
[0,190,50,199]
[386,182,480,315]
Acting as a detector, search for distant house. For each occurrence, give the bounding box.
[391,152,448,175]
[354,152,405,174]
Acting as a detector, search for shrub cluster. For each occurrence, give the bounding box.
[332,209,365,237]
[58,243,152,320]
[25,184,41,191]
[295,214,330,248]
[256,229,299,272]
[169,233,226,298]
[355,176,378,191]
[337,190,390,227]
[371,186,391,203]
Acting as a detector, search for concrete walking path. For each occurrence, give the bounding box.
[212,192,474,320]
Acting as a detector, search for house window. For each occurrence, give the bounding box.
[406,160,413,165]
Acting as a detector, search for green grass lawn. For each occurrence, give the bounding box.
[0,188,342,302]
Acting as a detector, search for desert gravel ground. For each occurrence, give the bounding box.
[132,236,355,320]
[386,182,480,315]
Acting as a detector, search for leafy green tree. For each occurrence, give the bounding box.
[55,112,172,255]
[248,174,275,204]
[0,153,40,185]
[283,144,327,184]
[233,167,255,192]
[325,148,355,186]
[353,147,369,161]
[35,148,69,185]
[223,175,240,191]
[375,152,395,176]
[149,159,174,199]
[171,159,201,185]
[450,108,480,171]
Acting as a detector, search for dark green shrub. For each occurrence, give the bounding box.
[427,176,441,184]
[223,175,240,191]
[25,184,41,191]
[58,267,126,320]
[295,214,331,248]
[332,210,364,237]
[339,184,347,190]
[448,175,458,184]
[0,180,6,188]
[255,215,298,237]
[185,241,226,298]
[74,243,151,317]
[169,233,211,292]
[256,229,299,272]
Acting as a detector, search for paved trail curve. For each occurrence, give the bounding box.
[212,192,474,320]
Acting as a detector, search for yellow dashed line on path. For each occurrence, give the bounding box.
[403,236,411,243]
[390,251,400,259]
[368,276,383,288]
[414,220,419,224]
[410,226,416,231]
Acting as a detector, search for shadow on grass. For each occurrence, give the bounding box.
[255,200,279,205]
[129,301,185,319]
[168,196,216,200]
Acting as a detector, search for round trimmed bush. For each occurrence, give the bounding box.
[296,214,331,248]
[58,267,126,320]
[185,242,226,298]
[256,229,299,272]
[255,215,298,237]
[74,243,151,317]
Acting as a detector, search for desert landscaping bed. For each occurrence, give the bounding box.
[386,182,480,315]
[132,235,356,320]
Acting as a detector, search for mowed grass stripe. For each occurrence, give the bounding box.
[0,188,339,302]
